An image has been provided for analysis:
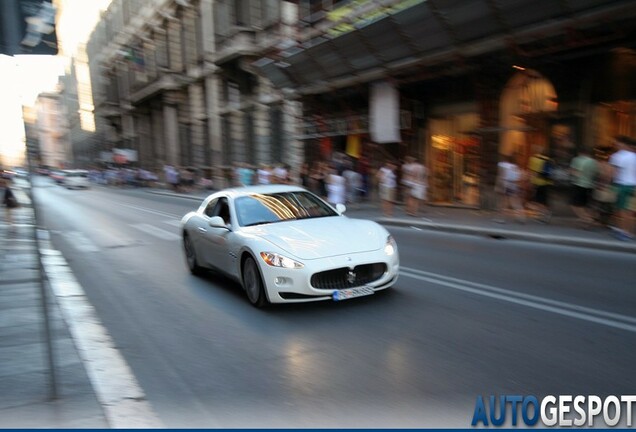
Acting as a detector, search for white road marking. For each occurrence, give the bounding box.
[39,233,163,428]
[131,223,181,241]
[63,231,100,252]
[114,202,182,219]
[400,266,636,334]
[162,219,182,227]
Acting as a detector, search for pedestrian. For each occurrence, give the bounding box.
[592,148,616,227]
[343,160,362,205]
[2,177,19,227]
[237,163,254,187]
[377,160,397,217]
[569,148,598,228]
[299,162,310,189]
[326,165,346,206]
[402,156,427,216]
[494,154,525,223]
[257,164,272,185]
[164,165,180,192]
[273,163,288,184]
[608,135,636,241]
[527,147,554,223]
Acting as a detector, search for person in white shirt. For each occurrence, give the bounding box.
[377,160,397,217]
[257,164,272,185]
[495,154,526,223]
[609,135,636,239]
[327,165,346,206]
[402,156,428,216]
[273,164,288,184]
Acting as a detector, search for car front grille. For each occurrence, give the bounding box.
[310,263,387,289]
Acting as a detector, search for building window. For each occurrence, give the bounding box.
[222,114,231,166]
[226,80,240,109]
[244,109,255,164]
[155,29,169,69]
[270,105,282,163]
[263,0,281,28]
[235,0,250,26]
[179,123,191,166]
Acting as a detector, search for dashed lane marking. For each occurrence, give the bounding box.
[131,223,181,241]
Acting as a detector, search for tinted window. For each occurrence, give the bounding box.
[235,192,338,227]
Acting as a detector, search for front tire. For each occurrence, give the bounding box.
[243,256,267,307]
[184,234,204,276]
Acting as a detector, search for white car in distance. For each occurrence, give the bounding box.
[180,185,399,307]
[63,169,90,189]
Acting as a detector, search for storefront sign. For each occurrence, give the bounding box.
[327,0,424,38]
[300,111,411,139]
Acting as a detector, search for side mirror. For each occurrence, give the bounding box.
[335,203,347,215]
[208,216,228,229]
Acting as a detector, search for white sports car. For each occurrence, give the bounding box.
[180,185,399,306]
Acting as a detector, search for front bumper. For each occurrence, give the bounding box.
[258,249,399,303]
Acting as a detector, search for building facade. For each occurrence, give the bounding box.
[35,91,71,169]
[84,0,304,186]
[255,0,636,209]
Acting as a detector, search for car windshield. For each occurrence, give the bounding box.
[235,192,338,227]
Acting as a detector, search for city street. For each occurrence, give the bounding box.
[31,176,636,428]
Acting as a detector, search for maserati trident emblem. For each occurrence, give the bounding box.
[347,270,356,284]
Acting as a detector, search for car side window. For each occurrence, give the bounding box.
[213,198,232,226]
[204,198,218,217]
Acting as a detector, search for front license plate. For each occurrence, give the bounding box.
[332,286,375,301]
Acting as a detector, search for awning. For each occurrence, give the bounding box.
[254,0,636,95]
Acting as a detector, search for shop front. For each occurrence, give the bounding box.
[427,112,480,207]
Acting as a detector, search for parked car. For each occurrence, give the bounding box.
[180,185,399,307]
[50,170,66,184]
[63,169,90,189]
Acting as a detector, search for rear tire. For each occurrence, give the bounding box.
[184,234,204,276]
[243,256,267,307]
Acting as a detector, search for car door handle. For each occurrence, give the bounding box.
[198,227,207,233]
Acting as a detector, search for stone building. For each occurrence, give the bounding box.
[35,91,71,169]
[85,0,303,186]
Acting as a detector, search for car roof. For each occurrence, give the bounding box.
[220,184,307,198]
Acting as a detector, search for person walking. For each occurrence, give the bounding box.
[257,164,272,185]
[2,177,19,227]
[608,135,636,241]
[326,165,346,207]
[494,155,526,223]
[377,160,397,217]
[527,147,554,223]
[569,148,598,228]
[592,148,616,227]
[402,156,427,216]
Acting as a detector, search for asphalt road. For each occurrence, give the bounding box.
[33,178,636,428]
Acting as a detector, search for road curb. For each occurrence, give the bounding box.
[379,218,636,254]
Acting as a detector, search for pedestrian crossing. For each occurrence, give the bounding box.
[59,219,182,253]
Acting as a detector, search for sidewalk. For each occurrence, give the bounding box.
[147,187,636,254]
[0,186,108,428]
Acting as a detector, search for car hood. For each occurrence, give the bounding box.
[247,216,385,260]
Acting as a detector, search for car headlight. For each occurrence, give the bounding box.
[384,235,397,256]
[260,252,304,269]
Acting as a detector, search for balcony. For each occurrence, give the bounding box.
[215,27,260,66]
